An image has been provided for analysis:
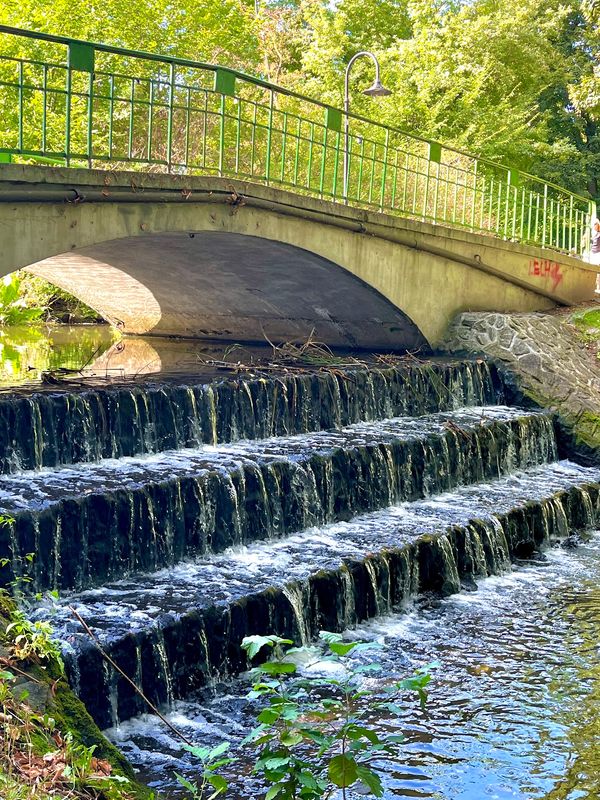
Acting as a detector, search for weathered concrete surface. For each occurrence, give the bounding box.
[26,233,426,351]
[1,164,598,345]
[443,311,600,462]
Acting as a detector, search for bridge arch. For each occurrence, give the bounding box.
[3,168,596,347]
[25,229,428,351]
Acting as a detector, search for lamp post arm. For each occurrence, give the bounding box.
[343,51,380,199]
[344,51,381,115]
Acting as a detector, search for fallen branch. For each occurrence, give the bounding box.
[68,605,194,747]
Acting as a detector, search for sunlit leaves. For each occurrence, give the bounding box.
[223,631,433,799]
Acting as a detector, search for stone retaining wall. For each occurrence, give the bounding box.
[443,312,600,463]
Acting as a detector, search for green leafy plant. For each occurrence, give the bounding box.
[241,631,434,799]
[0,274,46,325]
[176,742,234,799]
[4,610,64,670]
[183,632,434,800]
[0,592,135,800]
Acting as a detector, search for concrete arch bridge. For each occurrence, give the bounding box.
[0,27,597,349]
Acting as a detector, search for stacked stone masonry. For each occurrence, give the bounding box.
[443,312,600,461]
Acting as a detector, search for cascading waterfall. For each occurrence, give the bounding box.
[33,468,600,729]
[0,360,501,473]
[0,356,598,776]
[0,408,557,592]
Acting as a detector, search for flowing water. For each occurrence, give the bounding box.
[0,347,598,798]
[107,533,600,800]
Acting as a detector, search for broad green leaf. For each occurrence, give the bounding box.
[175,773,197,793]
[241,724,269,745]
[242,635,278,659]
[206,773,228,795]
[259,707,281,724]
[265,784,284,800]
[356,765,384,797]
[345,724,380,744]
[262,756,291,770]
[328,641,360,656]
[183,744,211,760]
[328,753,358,788]
[298,771,322,791]
[280,728,304,747]
[259,661,297,675]
[208,741,231,761]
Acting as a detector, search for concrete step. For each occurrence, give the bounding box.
[0,406,555,592]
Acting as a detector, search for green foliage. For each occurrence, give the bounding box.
[571,308,600,337]
[176,742,234,799]
[0,272,100,327]
[2,0,600,197]
[297,0,600,197]
[0,589,145,800]
[18,272,102,324]
[239,631,434,799]
[0,274,45,326]
[184,631,434,799]
[4,610,64,670]
[0,665,135,800]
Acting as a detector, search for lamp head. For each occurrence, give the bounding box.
[362,79,392,97]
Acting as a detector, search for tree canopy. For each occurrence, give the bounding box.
[0,0,598,197]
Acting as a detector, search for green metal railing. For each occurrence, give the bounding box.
[0,25,594,255]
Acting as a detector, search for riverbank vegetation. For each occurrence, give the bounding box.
[0,273,103,326]
[1,0,599,199]
[572,307,600,356]
[0,587,150,800]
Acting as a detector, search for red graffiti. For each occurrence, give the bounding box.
[528,258,563,291]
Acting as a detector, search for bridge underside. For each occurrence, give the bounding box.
[26,232,428,351]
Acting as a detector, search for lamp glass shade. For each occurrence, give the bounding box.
[362,80,392,97]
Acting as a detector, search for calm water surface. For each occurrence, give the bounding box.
[109,535,600,800]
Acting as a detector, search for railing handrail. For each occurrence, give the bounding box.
[0,23,590,205]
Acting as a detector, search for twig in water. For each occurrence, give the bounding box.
[68,605,194,747]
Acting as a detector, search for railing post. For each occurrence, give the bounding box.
[265,89,274,184]
[325,107,342,199]
[17,60,23,152]
[506,169,518,240]
[87,70,94,167]
[67,41,95,166]
[65,67,72,166]
[470,160,478,231]
[426,142,441,223]
[379,128,390,211]
[586,199,597,257]
[214,69,236,178]
[542,183,548,247]
[167,62,176,172]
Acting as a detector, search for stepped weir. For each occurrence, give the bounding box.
[1,356,599,794]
